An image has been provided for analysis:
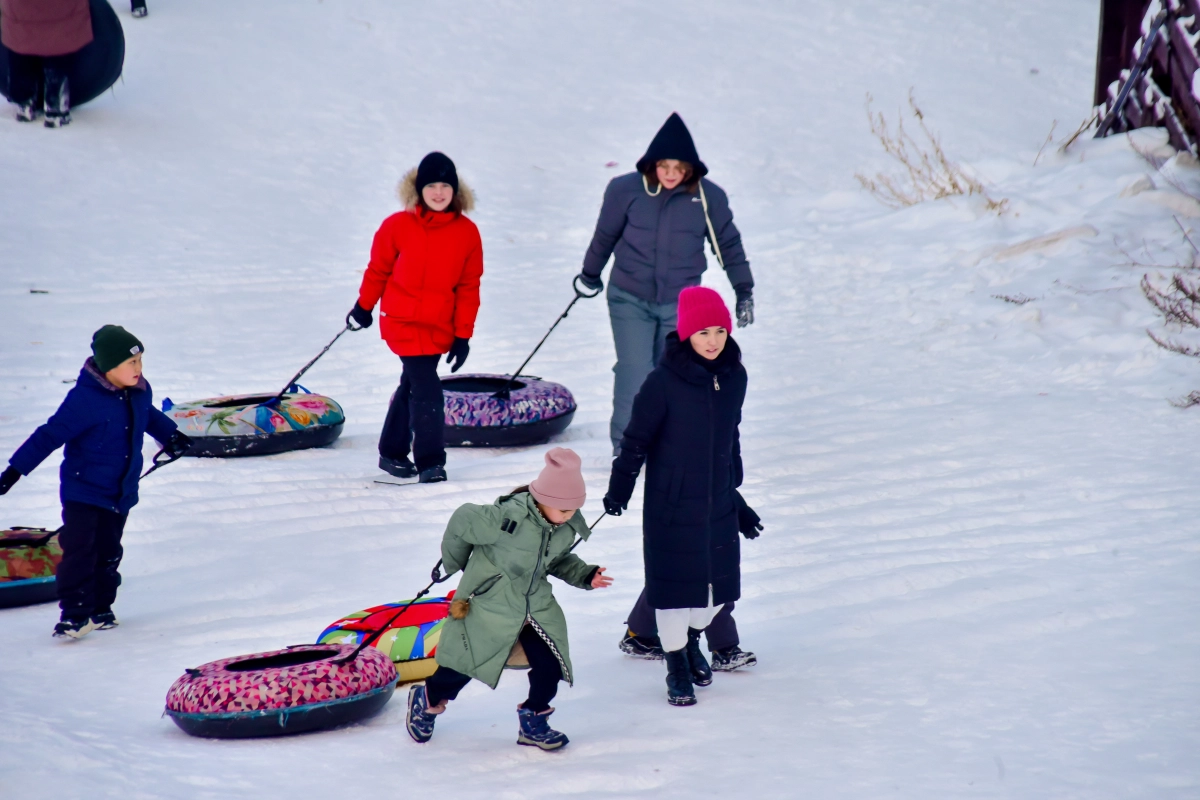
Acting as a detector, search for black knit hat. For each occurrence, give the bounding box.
[414,152,459,195]
[636,113,708,179]
[91,325,144,372]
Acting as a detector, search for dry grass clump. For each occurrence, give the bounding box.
[855,90,1007,213]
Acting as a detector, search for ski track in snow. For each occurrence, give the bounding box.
[2,1,1199,798]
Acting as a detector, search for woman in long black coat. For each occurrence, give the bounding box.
[603,286,761,706]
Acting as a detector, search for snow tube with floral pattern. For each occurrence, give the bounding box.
[164,644,396,738]
[316,593,454,684]
[162,386,344,457]
[441,374,575,447]
[0,528,62,609]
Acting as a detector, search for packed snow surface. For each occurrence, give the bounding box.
[2,1,1198,798]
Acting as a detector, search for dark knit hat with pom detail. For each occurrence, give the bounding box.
[414,152,459,195]
[91,325,144,372]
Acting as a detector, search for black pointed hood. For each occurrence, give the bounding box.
[636,113,708,179]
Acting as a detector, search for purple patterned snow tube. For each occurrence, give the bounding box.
[440,374,576,447]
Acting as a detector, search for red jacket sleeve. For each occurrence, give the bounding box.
[357,215,401,311]
[452,223,484,339]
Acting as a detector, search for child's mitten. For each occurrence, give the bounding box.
[0,465,20,495]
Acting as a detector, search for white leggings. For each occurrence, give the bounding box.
[655,586,724,652]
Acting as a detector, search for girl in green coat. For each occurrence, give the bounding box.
[406,448,612,750]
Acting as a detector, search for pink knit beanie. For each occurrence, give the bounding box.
[529,447,587,510]
[676,286,732,340]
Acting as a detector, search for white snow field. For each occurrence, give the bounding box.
[2,1,1199,797]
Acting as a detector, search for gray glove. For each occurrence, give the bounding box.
[735,295,754,328]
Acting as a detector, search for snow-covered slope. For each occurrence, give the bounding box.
[2,1,1197,798]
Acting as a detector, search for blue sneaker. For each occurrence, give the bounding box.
[406,684,439,743]
[517,707,569,750]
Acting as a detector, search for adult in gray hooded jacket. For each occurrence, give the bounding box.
[577,112,756,452]
[578,113,758,670]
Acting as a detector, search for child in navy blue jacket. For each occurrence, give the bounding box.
[0,326,191,639]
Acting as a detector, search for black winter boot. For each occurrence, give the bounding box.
[686,628,713,686]
[42,68,70,128]
[664,648,696,706]
[618,629,665,660]
[379,455,417,478]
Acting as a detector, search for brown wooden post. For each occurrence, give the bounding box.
[1095,0,1154,106]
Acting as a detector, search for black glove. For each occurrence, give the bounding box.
[604,465,636,517]
[0,465,21,495]
[735,491,762,539]
[446,337,470,373]
[164,431,193,459]
[577,272,603,293]
[602,494,625,516]
[734,288,754,328]
[347,303,373,330]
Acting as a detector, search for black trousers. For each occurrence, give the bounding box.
[6,51,74,114]
[379,355,445,471]
[626,587,740,651]
[424,625,563,713]
[57,501,128,621]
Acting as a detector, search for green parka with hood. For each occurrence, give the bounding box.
[434,491,597,688]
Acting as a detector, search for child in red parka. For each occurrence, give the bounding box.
[347,152,483,484]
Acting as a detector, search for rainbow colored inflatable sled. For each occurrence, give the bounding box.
[317,594,454,683]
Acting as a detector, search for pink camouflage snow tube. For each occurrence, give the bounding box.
[164,644,397,738]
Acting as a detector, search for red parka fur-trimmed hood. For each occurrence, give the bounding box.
[356,169,483,357]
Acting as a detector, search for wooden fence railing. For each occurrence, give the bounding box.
[1097,0,1200,153]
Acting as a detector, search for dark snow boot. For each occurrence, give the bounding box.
[15,101,39,122]
[53,616,96,640]
[517,706,569,750]
[43,68,70,128]
[711,645,757,671]
[619,629,665,660]
[418,465,447,483]
[686,628,713,686]
[405,684,440,743]
[664,649,697,706]
[379,455,417,478]
[131,0,147,16]
[91,610,119,630]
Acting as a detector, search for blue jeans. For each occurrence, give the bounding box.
[607,284,678,450]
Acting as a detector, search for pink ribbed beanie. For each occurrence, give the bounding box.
[529,447,587,510]
[676,286,732,340]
